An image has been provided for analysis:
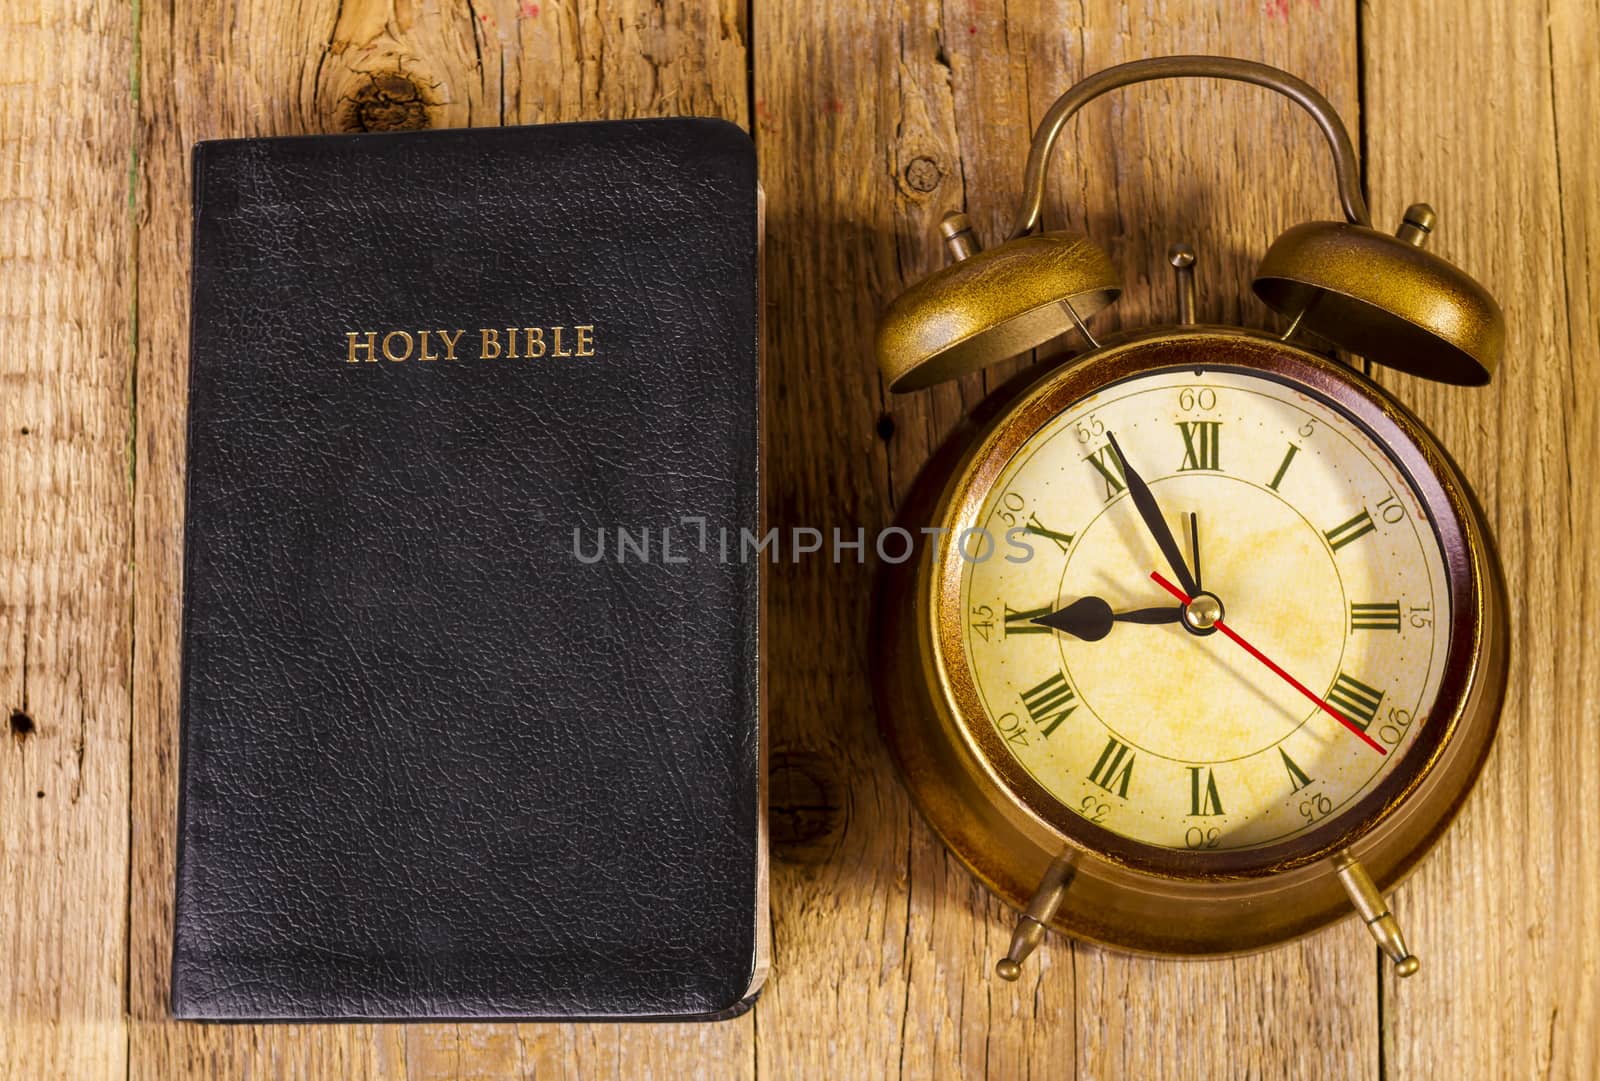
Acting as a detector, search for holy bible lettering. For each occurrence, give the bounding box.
[345,325,598,363]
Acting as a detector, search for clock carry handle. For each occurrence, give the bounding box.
[1007,54,1372,235]
[995,52,1503,385]
[878,53,1501,391]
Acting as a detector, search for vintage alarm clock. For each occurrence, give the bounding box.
[871,56,1508,980]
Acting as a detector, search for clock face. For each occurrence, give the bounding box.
[955,365,1453,853]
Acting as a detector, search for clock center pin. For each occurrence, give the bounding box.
[1182,591,1224,634]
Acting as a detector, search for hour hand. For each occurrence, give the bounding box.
[1030,595,1183,642]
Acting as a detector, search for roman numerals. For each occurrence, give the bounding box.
[1177,421,1221,472]
[1324,508,1377,551]
[1023,513,1073,554]
[1019,671,1078,738]
[1188,766,1224,816]
[1326,672,1385,731]
[1268,442,1300,490]
[959,380,1449,855]
[1003,604,1051,635]
[1084,445,1126,500]
[1087,737,1135,798]
[1349,601,1402,632]
[1279,748,1312,792]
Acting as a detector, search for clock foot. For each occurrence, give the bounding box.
[1335,852,1421,977]
[995,853,1075,982]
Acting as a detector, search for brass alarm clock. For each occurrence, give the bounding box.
[871,56,1508,980]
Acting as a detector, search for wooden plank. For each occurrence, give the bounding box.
[0,2,133,1079]
[129,2,751,1079]
[97,0,1600,1076]
[754,1,1376,1077]
[1543,1,1600,1065]
[748,4,919,1077]
[1364,0,1600,1078]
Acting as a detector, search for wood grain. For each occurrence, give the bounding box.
[1364,0,1600,1077]
[0,2,133,1079]
[0,0,1594,1077]
[130,2,750,1079]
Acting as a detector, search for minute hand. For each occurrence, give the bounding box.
[1106,431,1199,597]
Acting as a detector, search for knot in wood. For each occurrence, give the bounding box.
[904,156,943,193]
[343,71,434,132]
[769,749,847,863]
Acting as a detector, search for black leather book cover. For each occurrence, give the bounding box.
[173,118,765,1022]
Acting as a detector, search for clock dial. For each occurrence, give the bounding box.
[957,366,1452,852]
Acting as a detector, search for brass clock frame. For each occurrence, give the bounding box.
[872,328,1509,958]
[872,54,1510,976]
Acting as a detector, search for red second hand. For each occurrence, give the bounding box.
[1150,571,1387,755]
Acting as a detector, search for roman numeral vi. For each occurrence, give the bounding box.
[1188,766,1224,816]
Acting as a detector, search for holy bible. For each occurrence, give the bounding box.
[173,118,766,1021]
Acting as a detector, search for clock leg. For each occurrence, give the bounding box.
[995,853,1076,981]
[1335,852,1421,977]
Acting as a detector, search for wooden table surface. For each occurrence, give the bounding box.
[3,0,1596,1077]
